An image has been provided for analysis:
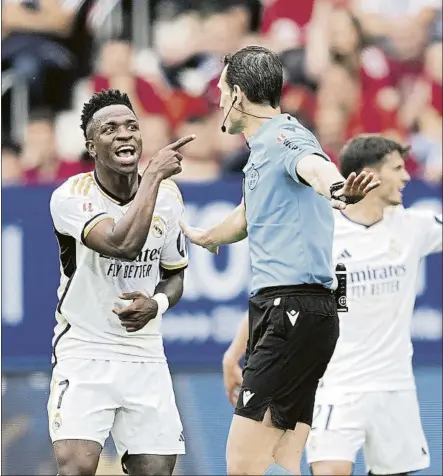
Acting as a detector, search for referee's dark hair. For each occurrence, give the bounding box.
[80,89,135,139]
[223,46,283,108]
[339,135,411,178]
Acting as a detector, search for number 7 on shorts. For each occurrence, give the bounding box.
[57,380,70,409]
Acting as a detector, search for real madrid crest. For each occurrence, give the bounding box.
[247,168,259,190]
[151,217,165,238]
[389,237,402,256]
[53,412,62,431]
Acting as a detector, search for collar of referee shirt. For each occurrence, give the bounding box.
[246,114,293,149]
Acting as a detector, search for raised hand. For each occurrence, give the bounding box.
[144,135,196,179]
[331,171,381,210]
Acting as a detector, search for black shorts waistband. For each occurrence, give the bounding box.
[254,284,333,299]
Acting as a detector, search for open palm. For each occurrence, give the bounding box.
[331,171,381,210]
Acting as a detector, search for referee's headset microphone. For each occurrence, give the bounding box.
[220,96,273,132]
[221,96,238,133]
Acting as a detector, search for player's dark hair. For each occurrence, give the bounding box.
[80,89,135,139]
[339,135,411,178]
[223,46,283,108]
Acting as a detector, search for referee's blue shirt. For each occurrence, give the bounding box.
[243,114,334,295]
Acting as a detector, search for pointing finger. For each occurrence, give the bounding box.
[167,135,196,151]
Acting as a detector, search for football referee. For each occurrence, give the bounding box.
[181,46,380,476]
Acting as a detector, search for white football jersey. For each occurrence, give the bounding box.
[321,206,442,392]
[50,172,188,364]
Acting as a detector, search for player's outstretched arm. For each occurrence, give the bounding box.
[180,200,247,254]
[296,154,381,209]
[223,313,248,406]
[407,208,442,256]
[84,136,195,260]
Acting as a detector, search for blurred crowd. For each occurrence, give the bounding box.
[2,0,442,186]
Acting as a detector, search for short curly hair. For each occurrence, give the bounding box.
[80,89,135,139]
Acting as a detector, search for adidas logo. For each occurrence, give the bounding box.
[422,447,427,456]
[179,432,185,442]
[337,249,352,260]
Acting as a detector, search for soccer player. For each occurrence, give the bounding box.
[180,46,380,476]
[222,135,442,476]
[306,135,441,476]
[47,89,195,476]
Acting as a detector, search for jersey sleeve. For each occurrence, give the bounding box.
[407,208,442,257]
[160,186,188,271]
[277,124,331,183]
[50,175,113,244]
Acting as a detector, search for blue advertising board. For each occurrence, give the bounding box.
[1,179,441,370]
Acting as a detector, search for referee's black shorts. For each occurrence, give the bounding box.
[235,284,339,431]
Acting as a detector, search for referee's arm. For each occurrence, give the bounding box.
[223,313,248,406]
[296,154,346,199]
[206,200,248,244]
[295,154,380,209]
[180,200,247,254]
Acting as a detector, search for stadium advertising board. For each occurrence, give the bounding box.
[2,179,441,370]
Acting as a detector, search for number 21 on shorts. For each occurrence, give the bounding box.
[311,404,334,431]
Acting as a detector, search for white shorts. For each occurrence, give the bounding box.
[47,359,185,457]
[306,389,430,474]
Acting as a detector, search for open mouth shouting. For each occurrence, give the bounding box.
[114,144,138,165]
